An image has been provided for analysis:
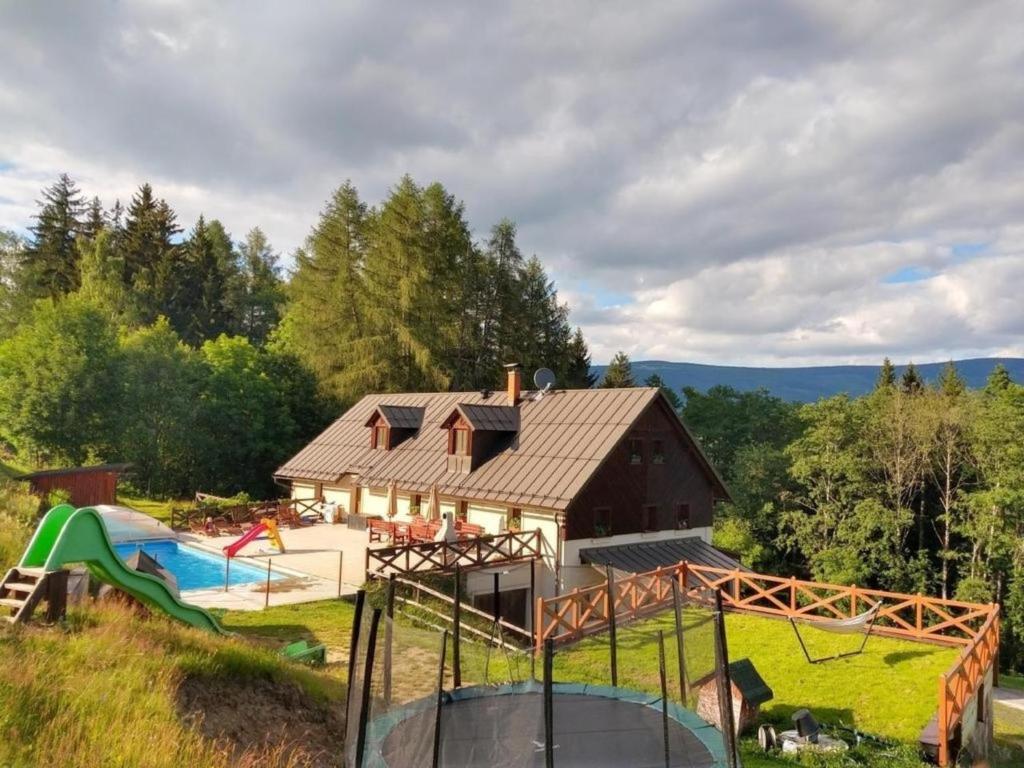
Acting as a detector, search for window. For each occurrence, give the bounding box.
[373,425,388,449]
[593,507,612,537]
[451,428,469,455]
[676,503,691,530]
[643,504,658,532]
[456,500,468,521]
[508,507,523,531]
[628,438,643,464]
[652,440,665,464]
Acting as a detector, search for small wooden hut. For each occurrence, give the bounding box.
[17,463,131,507]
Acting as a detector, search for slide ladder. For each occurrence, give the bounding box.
[14,504,228,635]
[0,566,49,625]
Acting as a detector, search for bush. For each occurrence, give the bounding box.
[0,478,40,569]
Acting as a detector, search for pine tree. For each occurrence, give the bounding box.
[876,357,897,390]
[900,362,924,394]
[936,361,966,398]
[600,351,636,388]
[23,173,84,297]
[987,363,1013,392]
[563,327,597,388]
[120,184,181,322]
[235,227,284,345]
[517,256,571,378]
[81,196,106,243]
[168,216,233,345]
[645,373,683,410]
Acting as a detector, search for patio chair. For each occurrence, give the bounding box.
[789,602,881,664]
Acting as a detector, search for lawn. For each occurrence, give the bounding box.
[118,494,186,524]
[222,598,979,766]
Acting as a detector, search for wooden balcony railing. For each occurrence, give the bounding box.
[366,529,542,575]
[534,560,999,767]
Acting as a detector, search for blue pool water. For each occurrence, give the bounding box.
[113,539,286,591]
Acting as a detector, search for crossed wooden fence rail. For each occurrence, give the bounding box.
[170,497,320,530]
[534,560,999,767]
[366,528,543,575]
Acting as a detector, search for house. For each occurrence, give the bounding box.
[16,464,131,507]
[274,366,732,627]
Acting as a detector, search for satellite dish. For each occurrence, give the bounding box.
[533,367,556,390]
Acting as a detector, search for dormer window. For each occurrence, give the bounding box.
[451,427,470,456]
[365,404,425,451]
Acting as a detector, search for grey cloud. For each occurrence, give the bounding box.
[1,0,1023,364]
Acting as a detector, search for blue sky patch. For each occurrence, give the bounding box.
[951,242,989,262]
[883,265,935,284]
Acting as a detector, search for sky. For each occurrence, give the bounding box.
[1,1,1022,366]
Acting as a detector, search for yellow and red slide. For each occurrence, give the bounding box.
[223,518,285,559]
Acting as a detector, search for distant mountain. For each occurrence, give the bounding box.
[590,358,1024,403]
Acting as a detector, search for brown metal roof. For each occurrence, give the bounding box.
[442,403,520,432]
[276,387,723,511]
[369,405,426,430]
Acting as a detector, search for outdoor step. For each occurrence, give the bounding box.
[0,597,26,609]
[14,567,46,579]
[3,582,37,593]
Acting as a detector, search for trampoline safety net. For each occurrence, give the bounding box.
[345,583,738,768]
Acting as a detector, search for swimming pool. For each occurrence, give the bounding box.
[113,539,286,591]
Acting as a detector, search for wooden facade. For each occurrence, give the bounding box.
[564,397,718,540]
[18,464,130,507]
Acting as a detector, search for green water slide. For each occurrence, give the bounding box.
[19,505,227,635]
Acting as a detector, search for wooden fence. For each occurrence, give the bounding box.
[170,497,320,531]
[937,610,1000,766]
[534,560,999,766]
[366,529,543,575]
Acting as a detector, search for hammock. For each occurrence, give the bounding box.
[789,603,881,664]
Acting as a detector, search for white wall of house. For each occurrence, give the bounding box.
[466,502,507,534]
[290,483,316,500]
[359,486,390,517]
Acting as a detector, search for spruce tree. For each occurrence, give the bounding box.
[235,227,284,345]
[563,327,597,388]
[81,196,106,243]
[600,351,636,388]
[876,357,897,390]
[169,216,232,345]
[645,373,683,410]
[120,184,181,322]
[900,362,924,394]
[936,360,966,398]
[23,173,84,297]
[986,363,1013,392]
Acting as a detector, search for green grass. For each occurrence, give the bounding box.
[1000,673,1024,692]
[0,601,345,768]
[119,495,186,525]
[0,457,28,480]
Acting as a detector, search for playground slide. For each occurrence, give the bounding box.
[223,523,268,559]
[19,505,227,635]
[222,518,284,559]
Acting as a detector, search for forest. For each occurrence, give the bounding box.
[673,358,1024,671]
[0,174,593,497]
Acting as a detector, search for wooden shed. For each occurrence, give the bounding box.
[16,464,131,507]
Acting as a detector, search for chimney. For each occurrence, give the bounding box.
[504,363,522,405]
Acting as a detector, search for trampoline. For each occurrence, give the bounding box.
[364,682,728,768]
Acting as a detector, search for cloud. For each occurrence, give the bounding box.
[1,1,1023,365]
